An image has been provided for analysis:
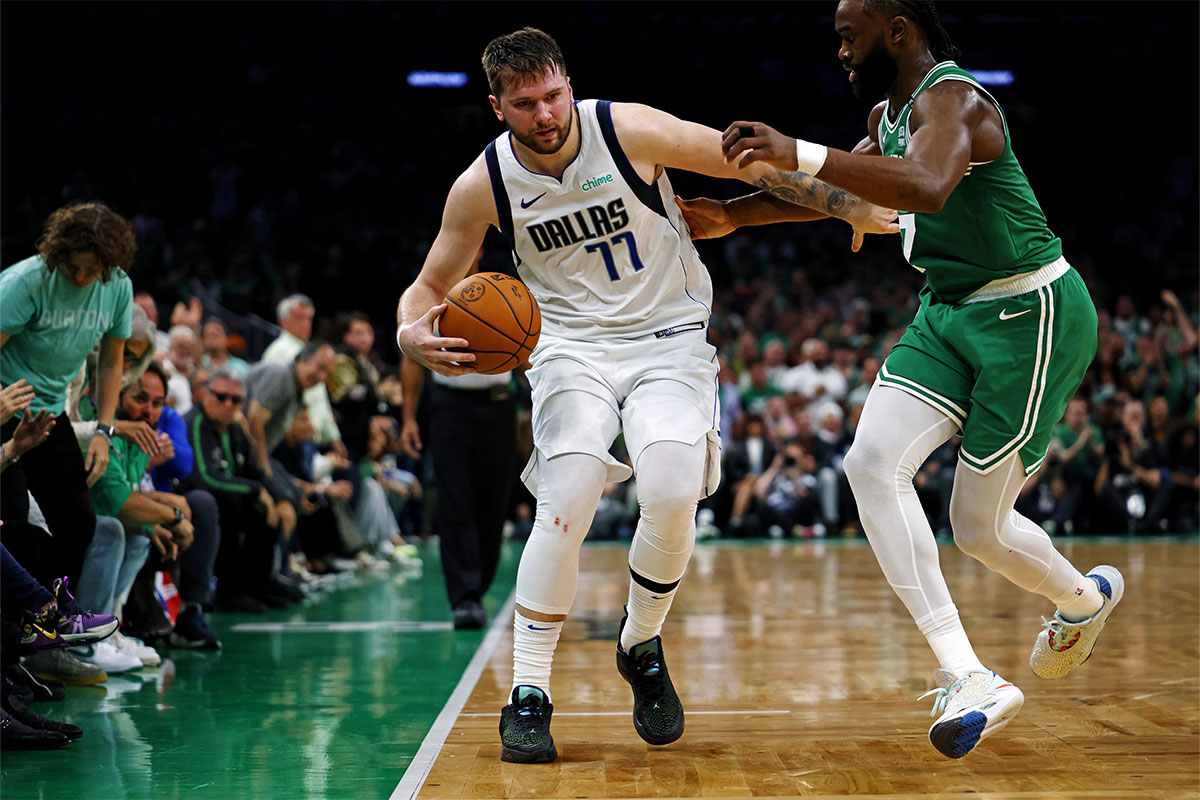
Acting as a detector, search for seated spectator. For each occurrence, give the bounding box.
[273,409,366,573]
[754,440,823,538]
[199,318,250,378]
[1043,397,1106,535]
[163,324,198,413]
[781,338,848,418]
[327,311,386,459]
[364,416,424,552]
[132,290,171,355]
[68,364,198,673]
[1096,400,1172,533]
[185,369,300,612]
[262,295,345,452]
[724,414,776,536]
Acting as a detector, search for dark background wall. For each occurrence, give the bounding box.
[2,1,1196,331]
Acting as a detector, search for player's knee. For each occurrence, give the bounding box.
[638,483,698,535]
[949,496,1003,561]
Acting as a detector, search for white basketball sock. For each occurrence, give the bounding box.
[923,615,987,678]
[1050,578,1105,623]
[512,612,563,702]
[621,579,678,653]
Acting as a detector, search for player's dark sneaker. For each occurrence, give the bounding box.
[499,686,557,763]
[615,614,684,745]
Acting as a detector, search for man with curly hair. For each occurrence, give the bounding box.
[0,202,140,593]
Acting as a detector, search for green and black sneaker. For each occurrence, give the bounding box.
[499,685,557,763]
[615,614,684,745]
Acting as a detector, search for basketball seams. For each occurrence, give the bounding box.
[479,273,535,337]
[443,272,539,373]
[446,296,527,349]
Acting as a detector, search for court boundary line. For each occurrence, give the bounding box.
[389,589,516,800]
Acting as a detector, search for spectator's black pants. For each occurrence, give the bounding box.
[209,489,277,598]
[430,384,516,610]
[0,414,96,589]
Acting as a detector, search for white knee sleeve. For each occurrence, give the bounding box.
[950,453,1085,598]
[627,439,706,585]
[514,451,608,615]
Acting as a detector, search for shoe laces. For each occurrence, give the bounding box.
[506,695,550,736]
[1041,615,1082,650]
[919,671,987,718]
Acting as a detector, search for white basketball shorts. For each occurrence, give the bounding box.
[521,329,722,497]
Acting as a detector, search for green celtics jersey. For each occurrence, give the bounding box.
[878,62,1062,303]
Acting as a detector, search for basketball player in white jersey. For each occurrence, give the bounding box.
[396,27,898,763]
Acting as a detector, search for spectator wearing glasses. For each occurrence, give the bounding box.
[185,369,298,612]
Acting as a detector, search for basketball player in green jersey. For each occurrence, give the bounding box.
[680,0,1124,759]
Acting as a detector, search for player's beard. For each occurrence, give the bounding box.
[848,43,898,104]
[509,104,574,155]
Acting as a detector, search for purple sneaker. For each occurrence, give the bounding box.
[48,578,119,646]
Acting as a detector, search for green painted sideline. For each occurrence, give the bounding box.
[0,539,522,800]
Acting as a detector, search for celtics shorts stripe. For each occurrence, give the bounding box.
[877,363,967,428]
[957,285,1054,475]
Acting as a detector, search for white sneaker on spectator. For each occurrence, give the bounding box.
[71,640,143,674]
[328,557,360,573]
[110,630,162,667]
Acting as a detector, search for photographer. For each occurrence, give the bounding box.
[754,439,823,538]
[1096,400,1172,533]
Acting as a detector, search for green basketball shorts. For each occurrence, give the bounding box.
[879,264,1097,476]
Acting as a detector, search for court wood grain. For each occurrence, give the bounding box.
[419,539,1199,799]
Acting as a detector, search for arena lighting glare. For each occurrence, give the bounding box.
[972,70,1015,86]
[407,70,469,88]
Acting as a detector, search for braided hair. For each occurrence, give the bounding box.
[864,0,961,62]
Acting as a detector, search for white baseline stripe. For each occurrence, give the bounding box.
[390,590,516,800]
[231,621,453,633]
[459,709,791,718]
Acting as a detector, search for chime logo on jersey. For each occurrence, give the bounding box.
[527,197,630,253]
[580,173,613,192]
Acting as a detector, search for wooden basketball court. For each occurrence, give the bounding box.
[413,538,1199,800]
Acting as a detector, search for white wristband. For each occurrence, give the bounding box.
[794,138,828,176]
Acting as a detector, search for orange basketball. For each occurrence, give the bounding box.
[439,272,541,374]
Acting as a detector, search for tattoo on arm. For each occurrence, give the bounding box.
[754,168,859,220]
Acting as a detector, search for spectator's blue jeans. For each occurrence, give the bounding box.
[76,516,151,615]
[1,542,55,612]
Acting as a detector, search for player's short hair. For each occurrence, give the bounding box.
[863,0,960,62]
[36,202,137,281]
[481,27,567,98]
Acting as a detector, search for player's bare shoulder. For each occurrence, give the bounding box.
[910,80,1004,160]
[445,152,500,229]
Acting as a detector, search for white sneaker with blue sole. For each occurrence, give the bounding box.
[922,669,1024,759]
[1030,564,1124,679]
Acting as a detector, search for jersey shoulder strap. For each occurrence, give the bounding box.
[484,139,514,243]
[594,100,667,217]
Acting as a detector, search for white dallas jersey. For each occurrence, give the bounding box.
[484,99,712,341]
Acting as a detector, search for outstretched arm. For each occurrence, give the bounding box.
[611,102,895,232]
[395,156,497,376]
[677,135,895,250]
[721,81,999,213]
